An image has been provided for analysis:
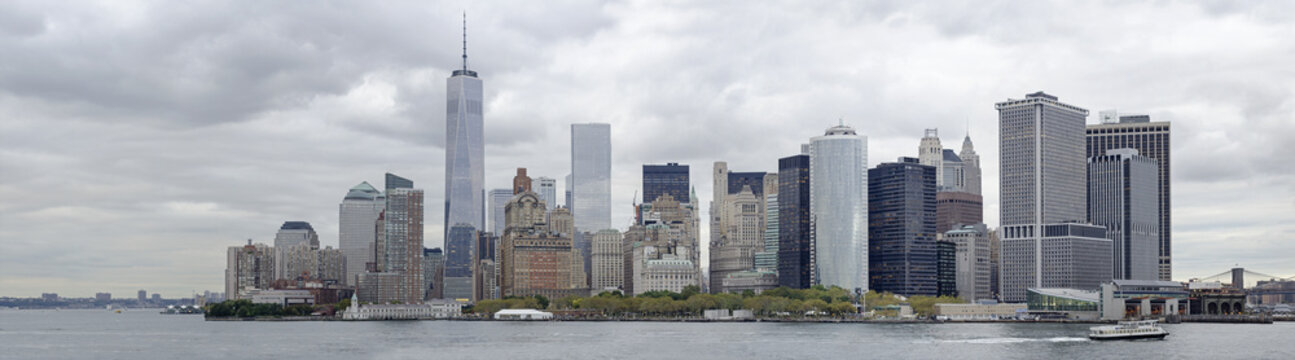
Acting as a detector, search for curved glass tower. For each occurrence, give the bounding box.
[810,124,868,292]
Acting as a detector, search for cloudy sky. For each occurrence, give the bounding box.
[2,0,1293,298]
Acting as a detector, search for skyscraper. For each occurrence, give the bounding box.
[273,221,318,249]
[382,174,424,303]
[643,163,690,205]
[708,162,774,293]
[443,224,476,301]
[810,123,868,292]
[225,241,274,300]
[512,168,532,194]
[1086,112,1172,280]
[867,157,938,297]
[997,92,1088,226]
[340,182,384,285]
[571,123,612,232]
[591,229,624,291]
[996,92,1112,302]
[1088,148,1160,281]
[487,189,512,235]
[754,192,779,272]
[959,133,982,195]
[535,177,557,211]
[919,129,944,188]
[945,224,991,302]
[423,247,445,300]
[936,191,983,234]
[444,20,485,242]
[777,154,812,289]
[936,240,957,297]
[940,149,964,192]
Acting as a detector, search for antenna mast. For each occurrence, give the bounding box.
[462,12,468,71]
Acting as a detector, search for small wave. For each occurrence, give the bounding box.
[930,337,1088,344]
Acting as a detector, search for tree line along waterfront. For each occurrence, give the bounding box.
[204,286,966,320]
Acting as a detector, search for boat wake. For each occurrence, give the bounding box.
[922,337,1089,344]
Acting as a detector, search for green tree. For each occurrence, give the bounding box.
[679,285,700,300]
[554,295,581,310]
[828,301,856,315]
[685,294,719,314]
[715,293,743,310]
[804,299,829,313]
[907,295,964,316]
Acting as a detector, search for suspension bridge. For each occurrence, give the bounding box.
[1195,267,1295,297]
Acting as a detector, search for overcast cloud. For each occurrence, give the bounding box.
[2,0,1293,297]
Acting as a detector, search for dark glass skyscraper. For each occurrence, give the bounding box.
[643,163,690,204]
[867,157,938,297]
[936,240,957,297]
[443,224,477,301]
[777,154,812,289]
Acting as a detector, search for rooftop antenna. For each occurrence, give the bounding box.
[462,12,468,71]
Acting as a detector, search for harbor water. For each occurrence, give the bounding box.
[1,310,1292,359]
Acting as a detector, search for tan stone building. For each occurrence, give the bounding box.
[498,191,587,298]
[709,163,773,293]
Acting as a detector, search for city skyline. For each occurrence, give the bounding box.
[2,1,1294,297]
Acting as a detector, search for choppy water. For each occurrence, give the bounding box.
[1,309,1292,359]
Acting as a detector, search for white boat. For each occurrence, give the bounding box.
[1088,320,1168,340]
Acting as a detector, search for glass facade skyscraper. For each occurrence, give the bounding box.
[443,224,476,301]
[488,189,512,235]
[535,177,557,211]
[643,163,689,204]
[777,154,812,289]
[867,158,938,297]
[571,123,612,232]
[444,47,485,242]
[810,124,868,292]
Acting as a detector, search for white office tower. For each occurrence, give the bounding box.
[444,20,485,241]
[535,177,557,211]
[1089,149,1160,281]
[571,123,612,232]
[339,182,384,285]
[996,92,1111,302]
[945,224,991,302]
[809,123,868,292]
[918,129,944,189]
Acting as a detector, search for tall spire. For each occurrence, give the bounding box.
[462,12,468,71]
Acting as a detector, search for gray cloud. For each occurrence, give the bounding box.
[2,0,1293,297]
